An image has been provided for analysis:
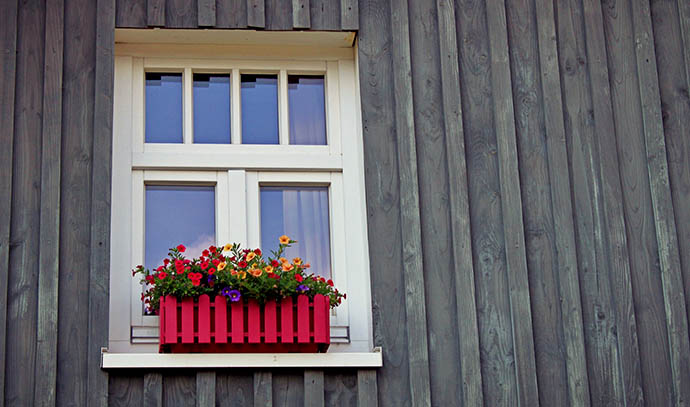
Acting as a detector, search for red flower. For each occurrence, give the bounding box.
[238,260,248,269]
[254,248,262,256]
[158,272,168,279]
[177,244,186,252]
[294,274,303,283]
[156,266,164,272]
[163,258,170,265]
[183,259,191,265]
[210,246,217,253]
[271,260,280,268]
[175,259,183,268]
[211,259,220,266]
[202,249,210,257]
[230,256,236,262]
[200,261,209,270]
[269,273,280,279]
[208,268,216,275]
[327,279,334,286]
[145,275,155,284]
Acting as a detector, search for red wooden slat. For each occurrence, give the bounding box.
[325,298,330,343]
[215,295,228,343]
[231,300,244,343]
[159,297,165,344]
[264,300,277,343]
[198,294,211,343]
[181,297,194,343]
[297,295,310,343]
[281,297,293,343]
[165,295,177,343]
[313,294,327,343]
[248,300,260,343]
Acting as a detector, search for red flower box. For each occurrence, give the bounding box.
[158,294,330,353]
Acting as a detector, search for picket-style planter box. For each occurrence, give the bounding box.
[158,294,330,353]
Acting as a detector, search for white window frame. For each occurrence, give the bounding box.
[109,39,372,353]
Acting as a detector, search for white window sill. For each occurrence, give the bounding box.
[101,347,382,369]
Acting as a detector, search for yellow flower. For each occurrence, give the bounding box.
[223,243,232,252]
[218,262,226,271]
[246,252,256,262]
[248,268,262,277]
[292,257,302,265]
[238,270,247,279]
[282,263,294,272]
[264,265,274,274]
[279,235,291,245]
[279,257,288,265]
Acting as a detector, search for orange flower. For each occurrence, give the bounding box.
[238,270,247,279]
[292,257,302,265]
[282,263,294,272]
[279,257,288,265]
[218,262,227,271]
[303,263,311,269]
[248,268,262,277]
[223,243,232,252]
[246,252,256,262]
[264,265,274,274]
[279,235,291,245]
[230,269,237,275]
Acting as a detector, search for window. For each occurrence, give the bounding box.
[109,32,372,353]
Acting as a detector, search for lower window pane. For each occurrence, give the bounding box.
[260,186,331,278]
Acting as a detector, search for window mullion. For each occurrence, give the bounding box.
[231,68,241,144]
[278,70,289,145]
[183,67,193,144]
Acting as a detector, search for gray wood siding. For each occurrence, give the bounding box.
[1,0,689,406]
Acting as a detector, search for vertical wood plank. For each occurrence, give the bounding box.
[389,0,431,405]
[166,296,178,343]
[216,372,254,405]
[197,0,216,26]
[143,373,163,407]
[163,374,197,406]
[485,0,540,404]
[265,300,277,343]
[108,374,144,407]
[340,0,357,30]
[281,297,293,343]
[247,0,265,28]
[533,0,591,405]
[232,300,244,343]
[266,0,292,30]
[248,299,261,343]
[216,0,248,28]
[434,0,484,404]
[309,0,339,30]
[32,0,63,406]
[199,294,211,343]
[324,372,357,406]
[166,0,198,28]
[0,0,19,405]
[292,0,310,29]
[297,295,310,343]
[630,0,690,404]
[147,0,165,26]
[356,370,378,407]
[88,0,114,405]
[196,371,216,407]
[116,0,146,27]
[679,0,690,101]
[313,295,327,343]
[215,295,228,343]
[253,372,272,407]
[273,371,303,406]
[304,370,324,407]
[182,298,194,343]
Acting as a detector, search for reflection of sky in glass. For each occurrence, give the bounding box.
[145,186,215,272]
[241,75,279,144]
[145,73,183,143]
[260,187,331,278]
[193,74,231,144]
[288,76,326,145]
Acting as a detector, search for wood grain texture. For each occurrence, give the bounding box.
[216,0,248,28]
[6,1,45,405]
[389,0,432,405]
[356,370,377,407]
[0,0,19,406]
[434,0,483,403]
[57,0,96,406]
[340,0,357,30]
[485,0,540,405]
[253,372,272,407]
[163,373,196,406]
[266,0,292,29]
[197,0,216,26]
[216,372,254,406]
[147,0,165,26]
[33,0,64,405]
[116,0,146,27]
[167,0,198,27]
[196,371,216,407]
[292,0,310,29]
[109,374,144,407]
[272,371,303,406]
[630,0,690,404]
[303,370,324,407]
[247,0,265,27]
[324,372,357,407]
[309,0,339,30]
[88,0,115,406]
[533,0,590,404]
[143,373,163,407]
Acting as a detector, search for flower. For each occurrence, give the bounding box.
[221,287,232,296]
[282,263,294,272]
[202,249,210,257]
[268,272,281,279]
[237,270,247,279]
[296,284,310,292]
[211,258,220,266]
[248,268,262,277]
[264,265,274,274]
[238,260,248,269]
[294,274,303,282]
[188,272,203,286]
[303,263,311,269]
[292,257,302,265]
[163,258,170,265]
[200,261,209,270]
[176,244,186,252]
[223,243,232,252]
[208,267,216,275]
[254,248,262,256]
[279,257,288,264]
[271,260,280,268]
[246,252,256,262]
[157,271,168,280]
[209,246,217,253]
[218,262,227,271]
[227,289,241,302]
[327,279,334,286]
[279,235,291,245]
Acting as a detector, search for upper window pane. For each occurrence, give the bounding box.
[288,75,326,145]
[145,73,183,143]
[260,186,331,278]
[145,185,216,273]
[241,74,279,144]
[193,74,231,144]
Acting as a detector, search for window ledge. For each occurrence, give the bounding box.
[101,347,382,369]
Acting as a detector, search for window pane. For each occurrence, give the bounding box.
[193,74,231,144]
[260,186,331,278]
[145,73,183,143]
[288,75,326,145]
[145,185,215,272]
[241,74,279,144]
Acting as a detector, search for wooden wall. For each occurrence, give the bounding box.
[2,0,690,406]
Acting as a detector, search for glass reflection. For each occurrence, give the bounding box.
[193,74,231,144]
[288,75,326,145]
[260,186,331,278]
[241,74,279,144]
[145,73,183,143]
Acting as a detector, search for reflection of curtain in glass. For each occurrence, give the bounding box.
[282,188,331,278]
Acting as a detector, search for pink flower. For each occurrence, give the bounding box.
[177,244,186,252]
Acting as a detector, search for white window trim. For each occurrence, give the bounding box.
[109,39,372,354]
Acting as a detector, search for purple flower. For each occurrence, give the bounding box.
[296,284,310,292]
[227,289,241,302]
[207,275,215,283]
[221,287,232,297]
